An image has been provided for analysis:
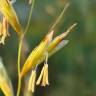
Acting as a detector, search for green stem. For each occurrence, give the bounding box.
[16,38,23,96]
[17,77,21,96]
[16,0,35,96]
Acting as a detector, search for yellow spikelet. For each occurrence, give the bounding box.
[48,23,77,53]
[37,23,77,64]
[0,57,14,96]
[0,75,12,96]
[20,31,54,78]
[0,0,22,36]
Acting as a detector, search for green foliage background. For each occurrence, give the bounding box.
[0,0,96,96]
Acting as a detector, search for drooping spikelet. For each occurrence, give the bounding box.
[0,0,22,36]
[0,17,9,44]
[20,31,54,78]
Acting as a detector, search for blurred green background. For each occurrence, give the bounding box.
[0,0,96,96]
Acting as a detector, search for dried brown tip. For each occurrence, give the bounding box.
[45,30,54,43]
